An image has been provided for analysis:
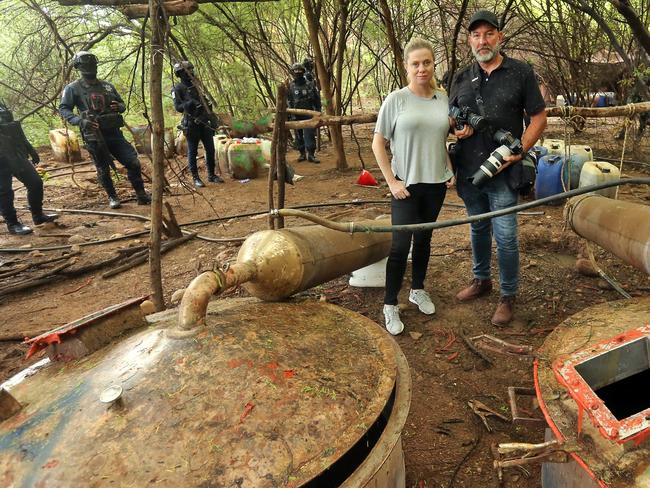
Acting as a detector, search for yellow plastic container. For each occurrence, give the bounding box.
[49,129,82,162]
[542,139,565,156]
[578,161,620,198]
[217,139,234,176]
[175,130,187,156]
[565,144,593,163]
[227,141,261,179]
[131,125,152,155]
[154,128,175,158]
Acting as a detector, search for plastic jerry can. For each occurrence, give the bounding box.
[49,129,82,162]
[218,139,235,176]
[535,155,565,203]
[561,155,588,190]
[227,141,260,179]
[579,161,620,199]
[542,139,565,156]
[131,125,152,155]
[566,144,593,164]
[152,128,175,158]
[260,139,272,165]
[175,130,187,156]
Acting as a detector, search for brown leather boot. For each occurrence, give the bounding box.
[492,295,516,327]
[455,278,492,302]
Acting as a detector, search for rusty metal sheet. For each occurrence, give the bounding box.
[0,298,397,487]
[536,298,650,488]
[23,295,148,358]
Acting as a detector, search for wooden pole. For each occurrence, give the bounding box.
[276,83,288,229]
[267,86,284,230]
[148,0,166,311]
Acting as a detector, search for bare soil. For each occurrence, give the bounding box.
[1,117,649,487]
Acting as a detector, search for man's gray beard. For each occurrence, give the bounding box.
[472,45,499,63]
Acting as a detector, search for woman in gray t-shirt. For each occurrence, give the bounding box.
[372,37,455,336]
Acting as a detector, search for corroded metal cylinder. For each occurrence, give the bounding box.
[237,219,391,301]
[566,195,650,274]
[0,299,410,487]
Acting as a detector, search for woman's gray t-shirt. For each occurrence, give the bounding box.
[375,87,452,187]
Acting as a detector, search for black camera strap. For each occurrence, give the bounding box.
[469,63,486,117]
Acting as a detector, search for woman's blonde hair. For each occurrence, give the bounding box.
[403,37,439,90]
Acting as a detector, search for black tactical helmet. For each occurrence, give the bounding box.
[0,101,13,124]
[72,51,98,76]
[302,58,314,70]
[173,60,194,77]
[291,63,305,75]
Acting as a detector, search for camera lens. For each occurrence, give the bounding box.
[469,145,512,187]
[467,113,489,131]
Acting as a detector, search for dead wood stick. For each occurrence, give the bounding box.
[0,251,81,280]
[63,250,148,277]
[62,277,94,295]
[116,245,149,256]
[0,259,76,297]
[459,328,494,366]
[101,233,196,279]
[163,202,183,238]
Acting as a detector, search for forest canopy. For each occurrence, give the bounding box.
[0,0,648,145]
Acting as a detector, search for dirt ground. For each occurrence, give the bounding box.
[0,116,649,487]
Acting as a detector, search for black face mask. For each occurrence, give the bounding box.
[78,62,98,79]
[293,72,304,81]
[178,70,194,84]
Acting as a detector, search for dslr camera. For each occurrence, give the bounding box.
[448,105,489,132]
[468,129,524,188]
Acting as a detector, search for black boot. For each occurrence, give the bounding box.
[208,174,224,183]
[192,173,205,188]
[32,213,59,225]
[7,221,32,235]
[135,189,151,205]
[297,152,307,162]
[108,195,122,209]
[307,152,320,164]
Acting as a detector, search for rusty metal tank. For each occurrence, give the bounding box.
[236,219,391,301]
[0,297,410,487]
[565,195,650,274]
[536,298,650,487]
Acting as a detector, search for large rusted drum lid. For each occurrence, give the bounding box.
[536,297,650,488]
[0,298,398,487]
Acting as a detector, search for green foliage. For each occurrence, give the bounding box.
[0,0,648,139]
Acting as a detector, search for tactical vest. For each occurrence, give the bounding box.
[0,121,31,168]
[290,80,317,109]
[76,79,124,131]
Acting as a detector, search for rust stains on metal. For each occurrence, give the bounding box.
[536,298,650,488]
[0,299,398,487]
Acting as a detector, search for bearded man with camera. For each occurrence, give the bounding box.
[449,10,547,326]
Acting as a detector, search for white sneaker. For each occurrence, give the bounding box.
[409,289,436,315]
[383,304,404,335]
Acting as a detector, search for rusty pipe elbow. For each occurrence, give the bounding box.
[177,271,224,331]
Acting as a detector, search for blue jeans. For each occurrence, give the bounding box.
[457,178,519,296]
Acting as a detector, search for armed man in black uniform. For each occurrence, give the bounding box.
[59,51,151,209]
[171,60,223,188]
[0,102,58,235]
[288,63,321,163]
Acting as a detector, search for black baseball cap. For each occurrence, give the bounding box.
[468,10,500,31]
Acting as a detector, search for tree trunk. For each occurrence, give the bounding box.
[148,0,166,312]
[378,0,406,86]
[301,0,348,170]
